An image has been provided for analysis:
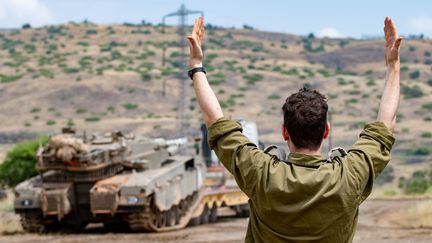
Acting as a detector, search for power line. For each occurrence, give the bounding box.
[163,4,203,137]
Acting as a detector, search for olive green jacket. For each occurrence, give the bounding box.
[208,117,395,243]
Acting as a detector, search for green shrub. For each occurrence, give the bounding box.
[281,68,299,76]
[110,41,128,47]
[409,70,420,79]
[209,80,225,85]
[170,51,180,58]
[47,26,62,34]
[346,98,358,104]
[46,44,58,53]
[267,93,281,100]
[86,29,98,35]
[63,67,80,74]
[85,117,100,122]
[337,78,348,85]
[77,41,89,47]
[364,70,373,75]
[30,108,40,113]
[400,169,432,195]
[46,120,56,126]
[404,177,429,194]
[406,147,430,156]
[401,85,423,99]
[339,40,349,48]
[67,119,74,127]
[336,68,356,76]
[366,78,376,86]
[0,137,48,187]
[400,66,409,72]
[76,108,87,114]
[243,74,263,85]
[421,132,432,138]
[302,37,325,53]
[0,74,22,83]
[141,73,152,82]
[317,69,332,77]
[40,69,54,79]
[347,90,361,95]
[123,103,138,110]
[422,102,432,111]
[24,44,36,53]
[111,50,123,60]
[107,106,115,113]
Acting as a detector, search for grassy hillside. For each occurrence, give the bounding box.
[0,22,431,176]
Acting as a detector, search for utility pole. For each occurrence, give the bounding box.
[163,5,204,137]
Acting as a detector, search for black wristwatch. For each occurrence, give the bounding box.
[188,67,206,80]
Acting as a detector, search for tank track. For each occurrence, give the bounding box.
[128,191,201,232]
[20,212,56,233]
[20,211,86,233]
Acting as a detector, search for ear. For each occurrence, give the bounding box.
[323,122,331,139]
[281,124,289,141]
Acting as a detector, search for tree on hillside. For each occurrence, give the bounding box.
[0,137,48,187]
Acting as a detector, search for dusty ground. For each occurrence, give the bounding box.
[0,198,431,243]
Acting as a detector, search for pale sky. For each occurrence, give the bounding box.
[0,0,431,38]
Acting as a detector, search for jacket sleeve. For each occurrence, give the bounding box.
[345,121,395,204]
[207,117,272,198]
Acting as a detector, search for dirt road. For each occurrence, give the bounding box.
[1,198,431,243]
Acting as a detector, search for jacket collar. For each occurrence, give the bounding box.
[285,152,326,167]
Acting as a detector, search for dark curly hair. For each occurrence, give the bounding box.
[282,88,328,150]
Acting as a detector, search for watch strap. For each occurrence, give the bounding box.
[188,67,206,80]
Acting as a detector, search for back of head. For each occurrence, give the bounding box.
[282,88,328,150]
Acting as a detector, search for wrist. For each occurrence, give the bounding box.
[387,62,400,71]
[188,66,206,80]
[189,62,203,69]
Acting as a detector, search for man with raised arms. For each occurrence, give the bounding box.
[187,16,402,242]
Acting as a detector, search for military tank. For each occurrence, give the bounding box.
[14,128,205,232]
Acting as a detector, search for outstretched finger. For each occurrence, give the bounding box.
[394,37,403,49]
[384,17,397,47]
[197,17,204,46]
[388,18,398,37]
[188,35,198,48]
[191,18,200,37]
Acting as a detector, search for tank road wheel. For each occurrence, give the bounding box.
[188,216,200,226]
[200,205,210,225]
[128,192,201,232]
[20,212,46,233]
[209,204,218,223]
[152,208,164,228]
[20,212,62,233]
[165,208,176,227]
[174,205,181,225]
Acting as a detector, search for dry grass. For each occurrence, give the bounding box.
[383,200,432,228]
[0,190,23,234]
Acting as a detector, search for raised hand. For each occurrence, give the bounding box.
[187,17,204,69]
[384,17,402,66]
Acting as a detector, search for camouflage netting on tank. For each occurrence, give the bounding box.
[45,134,90,163]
